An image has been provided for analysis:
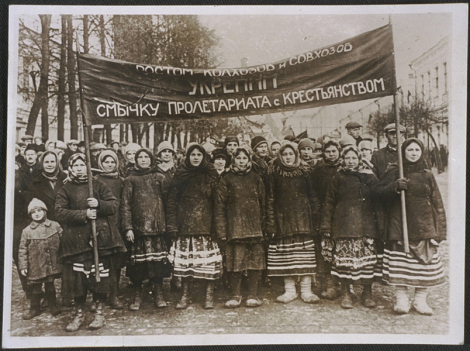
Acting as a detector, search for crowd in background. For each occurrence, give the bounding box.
[12,121,447,332]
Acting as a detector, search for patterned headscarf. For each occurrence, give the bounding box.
[98,149,120,178]
[64,153,88,184]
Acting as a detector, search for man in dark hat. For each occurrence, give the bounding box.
[18,144,40,191]
[251,136,270,177]
[345,121,363,146]
[371,123,406,179]
[21,134,33,146]
[61,139,79,169]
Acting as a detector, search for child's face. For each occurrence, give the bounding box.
[31,208,45,222]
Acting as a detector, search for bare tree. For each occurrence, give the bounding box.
[67,15,78,140]
[57,15,67,141]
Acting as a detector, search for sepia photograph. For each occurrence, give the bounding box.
[3,4,467,347]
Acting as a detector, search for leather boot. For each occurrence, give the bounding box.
[204,281,215,309]
[89,302,106,329]
[154,284,167,308]
[340,280,353,309]
[176,281,189,310]
[23,294,42,320]
[108,293,124,309]
[65,305,85,332]
[45,290,61,316]
[129,287,142,311]
[361,284,376,308]
[321,275,339,300]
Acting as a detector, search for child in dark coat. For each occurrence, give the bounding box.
[19,198,63,319]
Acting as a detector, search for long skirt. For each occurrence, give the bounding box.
[225,239,266,272]
[382,239,445,287]
[125,235,172,284]
[168,235,222,280]
[267,235,316,277]
[331,237,381,284]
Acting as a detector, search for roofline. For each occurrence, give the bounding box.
[411,36,449,66]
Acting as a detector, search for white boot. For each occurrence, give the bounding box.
[412,287,433,315]
[394,286,410,314]
[300,276,320,304]
[276,277,298,303]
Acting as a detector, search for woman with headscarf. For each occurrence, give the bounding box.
[214,145,266,308]
[310,140,343,300]
[96,149,125,309]
[121,148,171,311]
[374,138,446,315]
[167,144,222,309]
[119,142,141,177]
[55,153,126,331]
[265,142,320,304]
[320,146,381,309]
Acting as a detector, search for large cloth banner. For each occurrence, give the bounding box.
[79,24,396,125]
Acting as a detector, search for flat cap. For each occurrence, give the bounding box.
[384,123,406,133]
[345,121,362,129]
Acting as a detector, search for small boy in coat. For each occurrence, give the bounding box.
[19,198,63,319]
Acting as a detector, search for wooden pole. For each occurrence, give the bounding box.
[393,92,410,254]
[75,34,100,281]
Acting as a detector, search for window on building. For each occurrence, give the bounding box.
[443,62,447,93]
[427,71,431,98]
[435,67,439,97]
[421,74,425,97]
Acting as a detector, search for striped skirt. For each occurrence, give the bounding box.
[382,240,445,287]
[267,235,316,277]
[168,235,222,280]
[331,237,382,283]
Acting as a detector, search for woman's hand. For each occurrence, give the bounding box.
[126,230,134,243]
[21,269,27,276]
[87,197,99,208]
[86,208,97,219]
[395,178,408,191]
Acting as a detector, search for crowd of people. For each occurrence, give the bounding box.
[12,121,447,332]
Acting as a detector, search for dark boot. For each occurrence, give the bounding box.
[176,281,189,310]
[246,271,262,308]
[154,283,167,308]
[361,284,376,308]
[23,294,42,320]
[88,302,106,330]
[321,274,339,300]
[204,281,215,309]
[65,305,85,332]
[340,280,353,309]
[129,286,142,311]
[108,269,124,309]
[45,289,61,316]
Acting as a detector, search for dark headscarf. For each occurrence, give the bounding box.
[39,150,61,182]
[401,138,426,175]
[98,149,120,178]
[132,148,156,175]
[322,140,342,167]
[173,144,217,183]
[64,153,88,184]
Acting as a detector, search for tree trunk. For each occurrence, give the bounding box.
[83,15,89,54]
[26,15,51,137]
[98,14,113,145]
[57,15,67,141]
[67,16,79,140]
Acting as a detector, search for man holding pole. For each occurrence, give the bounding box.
[371,123,406,180]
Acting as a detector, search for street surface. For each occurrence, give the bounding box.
[7,170,449,337]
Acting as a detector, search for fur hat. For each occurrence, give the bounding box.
[28,198,47,214]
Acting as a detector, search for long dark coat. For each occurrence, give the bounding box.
[97,175,124,232]
[371,145,398,180]
[55,179,126,261]
[265,165,318,238]
[17,162,41,192]
[320,169,380,239]
[214,171,265,241]
[120,172,167,237]
[25,172,67,222]
[166,171,216,237]
[373,167,446,242]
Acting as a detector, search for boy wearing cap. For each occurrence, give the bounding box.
[371,123,406,180]
[19,198,63,319]
[345,121,363,146]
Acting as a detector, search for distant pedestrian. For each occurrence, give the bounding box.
[345,121,363,146]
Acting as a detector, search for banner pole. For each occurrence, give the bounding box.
[75,33,101,282]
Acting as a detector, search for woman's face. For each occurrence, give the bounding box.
[189,149,203,167]
[300,147,314,160]
[281,147,296,166]
[137,152,151,169]
[72,159,87,177]
[255,143,269,157]
[126,150,136,163]
[46,142,55,151]
[360,148,372,161]
[102,156,117,172]
[343,150,359,170]
[226,142,238,155]
[271,143,280,155]
[324,145,339,162]
[234,152,249,169]
[213,157,226,171]
[404,142,422,162]
[160,149,173,163]
[43,154,57,174]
